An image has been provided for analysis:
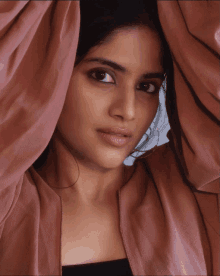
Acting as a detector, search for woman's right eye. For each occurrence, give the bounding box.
[89,69,115,84]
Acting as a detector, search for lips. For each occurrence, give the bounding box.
[97,127,133,137]
[107,133,126,137]
[97,131,132,148]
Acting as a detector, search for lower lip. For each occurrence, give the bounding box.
[97,131,132,148]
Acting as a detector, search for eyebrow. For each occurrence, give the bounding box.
[83,57,165,80]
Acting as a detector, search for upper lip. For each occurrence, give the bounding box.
[97,127,133,137]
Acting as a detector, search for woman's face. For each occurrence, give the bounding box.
[56,26,164,170]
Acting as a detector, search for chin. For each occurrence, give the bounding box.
[74,141,129,171]
[98,158,124,171]
[85,152,125,171]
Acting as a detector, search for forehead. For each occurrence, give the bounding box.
[85,27,164,73]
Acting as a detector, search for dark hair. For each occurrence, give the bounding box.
[33,0,174,175]
[75,0,170,68]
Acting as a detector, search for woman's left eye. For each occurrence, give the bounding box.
[137,82,158,94]
[89,70,115,84]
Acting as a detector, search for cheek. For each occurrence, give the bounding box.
[57,84,83,134]
[64,76,87,116]
[131,100,159,155]
[61,80,101,133]
[139,96,159,130]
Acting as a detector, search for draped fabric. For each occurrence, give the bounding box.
[0,1,219,275]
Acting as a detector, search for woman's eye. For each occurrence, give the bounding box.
[138,82,158,94]
[89,70,115,84]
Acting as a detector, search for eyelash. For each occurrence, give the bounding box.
[87,68,160,94]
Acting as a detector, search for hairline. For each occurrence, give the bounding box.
[75,24,162,67]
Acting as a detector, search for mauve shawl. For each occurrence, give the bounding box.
[0,1,219,275]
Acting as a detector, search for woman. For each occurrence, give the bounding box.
[0,1,219,275]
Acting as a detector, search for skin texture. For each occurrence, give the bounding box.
[41,26,164,207]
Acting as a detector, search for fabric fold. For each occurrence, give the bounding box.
[157,0,220,194]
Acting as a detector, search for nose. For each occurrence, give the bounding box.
[109,86,136,122]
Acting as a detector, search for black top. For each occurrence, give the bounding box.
[62,258,133,276]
